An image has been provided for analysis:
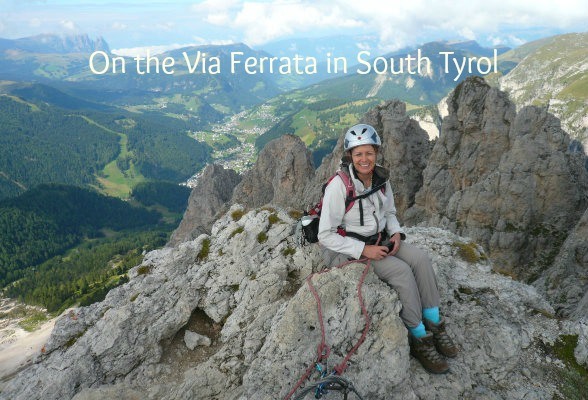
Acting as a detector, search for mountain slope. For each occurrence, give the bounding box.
[0,184,160,286]
[1,208,583,399]
[294,40,511,105]
[0,84,213,199]
[499,32,588,148]
[0,94,120,198]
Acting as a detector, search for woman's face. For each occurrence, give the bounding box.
[350,144,377,176]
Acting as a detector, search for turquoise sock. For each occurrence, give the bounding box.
[409,322,426,338]
[423,307,440,324]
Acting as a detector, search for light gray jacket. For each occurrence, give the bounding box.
[317,164,404,260]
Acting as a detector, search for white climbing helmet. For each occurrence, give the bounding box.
[343,124,381,151]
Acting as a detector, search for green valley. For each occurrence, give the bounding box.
[0,182,190,314]
[0,84,213,200]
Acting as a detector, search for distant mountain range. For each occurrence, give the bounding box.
[499,32,588,148]
[0,31,586,201]
[0,36,285,115]
[0,34,109,54]
[0,34,510,112]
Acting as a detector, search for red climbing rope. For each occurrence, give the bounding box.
[284,236,380,400]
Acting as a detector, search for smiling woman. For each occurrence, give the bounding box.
[318,123,458,374]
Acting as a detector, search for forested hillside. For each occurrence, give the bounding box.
[3,230,167,313]
[131,181,191,213]
[0,181,197,313]
[0,95,120,198]
[0,88,213,199]
[0,184,164,309]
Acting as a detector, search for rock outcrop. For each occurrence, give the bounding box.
[2,206,583,400]
[536,207,588,318]
[168,164,241,246]
[406,76,588,280]
[232,134,315,209]
[304,100,431,219]
[171,134,314,246]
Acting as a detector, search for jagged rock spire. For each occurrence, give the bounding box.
[405,76,588,281]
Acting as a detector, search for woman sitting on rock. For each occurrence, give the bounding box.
[317,123,458,374]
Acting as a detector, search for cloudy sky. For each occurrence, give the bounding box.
[2,0,587,54]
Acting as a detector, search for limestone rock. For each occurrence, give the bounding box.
[232,134,315,209]
[168,164,241,246]
[536,207,588,318]
[406,76,588,280]
[184,330,211,350]
[71,384,145,400]
[242,263,409,399]
[575,320,588,367]
[1,206,576,400]
[303,100,431,219]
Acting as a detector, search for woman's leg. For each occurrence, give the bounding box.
[322,242,440,327]
[393,242,440,310]
[371,255,423,328]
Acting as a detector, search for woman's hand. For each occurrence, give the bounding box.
[361,244,389,260]
[388,232,401,256]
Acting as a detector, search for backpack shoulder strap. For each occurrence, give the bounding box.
[335,170,356,213]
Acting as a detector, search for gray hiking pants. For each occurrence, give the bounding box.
[321,242,440,328]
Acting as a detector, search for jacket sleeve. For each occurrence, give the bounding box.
[384,181,406,239]
[317,176,365,259]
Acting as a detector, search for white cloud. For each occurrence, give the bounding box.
[192,0,242,25]
[356,42,371,51]
[507,34,527,47]
[191,36,236,46]
[155,22,175,31]
[3,0,587,50]
[458,28,476,41]
[194,1,363,46]
[60,19,77,31]
[111,21,128,31]
[487,34,527,47]
[194,0,587,50]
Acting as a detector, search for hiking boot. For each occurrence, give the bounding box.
[424,317,459,358]
[409,332,449,374]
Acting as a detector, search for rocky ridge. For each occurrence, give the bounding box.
[231,134,315,209]
[175,78,588,317]
[169,164,241,246]
[2,205,584,400]
[406,76,588,283]
[0,34,110,54]
[536,207,588,319]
